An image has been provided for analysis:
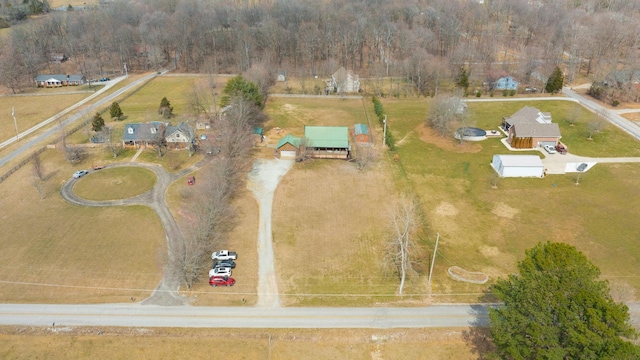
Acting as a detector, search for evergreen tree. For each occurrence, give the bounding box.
[456,67,469,91]
[158,97,174,118]
[489,242,640,360]
[91,112,105,132]
[220,75,263,108]
[545,66,564,93]
[109,102,123,120]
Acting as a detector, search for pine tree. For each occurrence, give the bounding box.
[545,66,564,93]
[456,67,469,91]
[158,97,174,118]
[109,102,123,120]
[91,112,105,132]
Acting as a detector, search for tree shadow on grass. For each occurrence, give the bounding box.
[462,292,498,359]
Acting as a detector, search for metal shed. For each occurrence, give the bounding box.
[491,154,544,178]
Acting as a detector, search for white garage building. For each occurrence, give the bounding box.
[491,154,544,178]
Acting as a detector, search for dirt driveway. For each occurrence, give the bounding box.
[247,158,294,307]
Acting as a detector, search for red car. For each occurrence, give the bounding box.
[187,176,195,185]
[209,276,235,287]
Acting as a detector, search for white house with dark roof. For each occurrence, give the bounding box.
[327,67,360,94]
[35,74,85,87]
[165,122,194,149]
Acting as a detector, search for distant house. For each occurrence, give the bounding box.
[50,53,68,63]
[352,124,370,144]
[165,122,193,149]
[35,74,85,87]
[277,72,286,82]
[502,106,561,149]
[491,154,544,178]
[326,67,360,94]
[304,126,350,159]
[493,76,519,91]
[276,134,301,159]
[122,122,164,148]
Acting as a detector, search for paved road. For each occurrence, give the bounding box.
[60,161,204,305]
[562,87,640,141]
[0,72,164,168]
[0,303,491,328]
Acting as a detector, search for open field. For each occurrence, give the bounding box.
[382,97,640,301]
[0,93,89,144]
[72,167,157,201]
[265,97,372,136]
[0,149,165,303]
[0,326,484,359]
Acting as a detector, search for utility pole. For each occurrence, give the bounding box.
[383,114,387,148]
[124,63,128,78]
[12,107,18,141]
[428,233,440,286]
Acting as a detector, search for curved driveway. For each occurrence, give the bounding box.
[61,162,203,305]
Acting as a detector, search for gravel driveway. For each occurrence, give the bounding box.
[247,158,294,307]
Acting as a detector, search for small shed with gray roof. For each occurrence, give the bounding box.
[491,154,544,178]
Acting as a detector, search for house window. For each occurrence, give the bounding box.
[127,127,134,134]
[176,133,180,137]
[150,128,157,134]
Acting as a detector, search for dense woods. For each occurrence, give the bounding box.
[1,0,640,98]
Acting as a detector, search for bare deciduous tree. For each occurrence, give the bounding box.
[31,153,46,200]
[587,116,604,140]
[427,95,465,137]
[354,144,377,171]
[386,196,420,295]
[104,126,121,158]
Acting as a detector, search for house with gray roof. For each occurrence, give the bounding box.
[165,122,194,149]
[122,122,165,148]
[35,74,85,87]
[503,106,561,149]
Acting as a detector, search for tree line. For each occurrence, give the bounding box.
[1,0,640,96]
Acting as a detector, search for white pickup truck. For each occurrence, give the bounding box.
[211,250,238,261]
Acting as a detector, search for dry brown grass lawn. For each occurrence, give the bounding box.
[272,159,429,306]
[0,93,88,143]
[0,149,165,303]
[0,326,483,359]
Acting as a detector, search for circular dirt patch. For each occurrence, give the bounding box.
[435,202,459,216]
[492,202,519,219]
[73,167,157,201]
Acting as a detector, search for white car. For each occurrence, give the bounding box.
[543,145,557,154]
[209,267,232,278]
[211,250,237,261]
[73,170,89,178]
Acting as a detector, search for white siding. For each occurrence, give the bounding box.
[492,155,544,178]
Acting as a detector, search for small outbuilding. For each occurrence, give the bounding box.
[352,123,370,144]
[491,154,544,178]
[304,126,350,159]
[276,134,301,159]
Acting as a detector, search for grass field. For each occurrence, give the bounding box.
[72,167,157,201]
[382,97,640,300]
[0,149,166,303]
[0,326,484,359]
[0,93,89,144]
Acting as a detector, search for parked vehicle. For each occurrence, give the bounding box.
[212,250,237,260]
[555,144,567,155]
[73,170,89,178]
[187,176,195,185]
[213,260,236,269]
[543,145,557,154]
[209,276,235,287]
[577,163,588,172]
[209,267,232,277]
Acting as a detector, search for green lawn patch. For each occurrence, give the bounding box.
[73,167,156,200]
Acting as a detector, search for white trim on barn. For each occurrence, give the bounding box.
[279,150,297,159]
[491,154,544,178]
